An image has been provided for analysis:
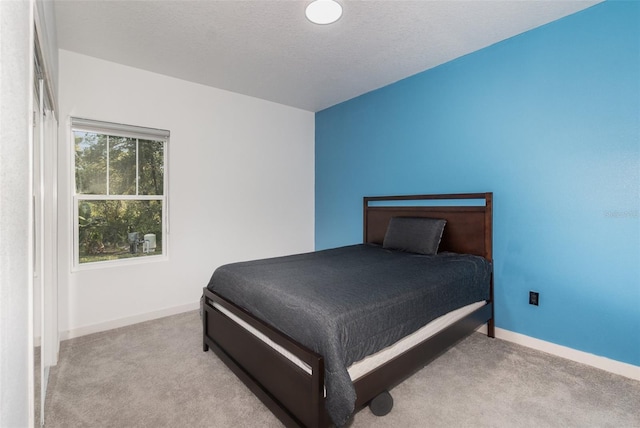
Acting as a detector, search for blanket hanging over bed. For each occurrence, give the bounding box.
[207,244,491,426]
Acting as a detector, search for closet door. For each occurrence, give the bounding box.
[33,34,58,427]
[32,76,45,428]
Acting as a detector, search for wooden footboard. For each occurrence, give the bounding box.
[203,289,329,428]
[204,288,493,427]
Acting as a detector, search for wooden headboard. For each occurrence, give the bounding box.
[363,193,493,261]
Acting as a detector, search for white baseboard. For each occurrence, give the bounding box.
[59,301,199,341]
[476,325,640,381]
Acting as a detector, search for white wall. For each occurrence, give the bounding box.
[58,50,315,338]
[0,1,33,426]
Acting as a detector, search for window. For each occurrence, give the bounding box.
[71,118,169,266]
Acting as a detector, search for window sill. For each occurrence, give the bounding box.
[72,253,168,272]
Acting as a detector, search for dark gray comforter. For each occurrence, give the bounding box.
[207,244,491,426]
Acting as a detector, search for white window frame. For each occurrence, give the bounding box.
[70,117,169,270]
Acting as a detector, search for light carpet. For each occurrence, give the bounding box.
[44,311,640,427]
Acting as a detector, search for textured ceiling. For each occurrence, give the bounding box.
[54,0,601,112]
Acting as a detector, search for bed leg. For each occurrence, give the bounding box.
[487,318,495,338]
[369,390,393,417]
[201,293,210,352]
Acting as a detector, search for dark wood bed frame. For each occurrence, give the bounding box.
[202,193,494,427]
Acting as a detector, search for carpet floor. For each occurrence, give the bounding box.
[44,311,640,427]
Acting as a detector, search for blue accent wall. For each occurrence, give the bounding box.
[315,1,640,366]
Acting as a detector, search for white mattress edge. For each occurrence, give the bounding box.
[348,301,486,380]
[213,302,314,374]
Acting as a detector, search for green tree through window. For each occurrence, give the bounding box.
[72,119,168,265]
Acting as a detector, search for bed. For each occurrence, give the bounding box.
[202,193,494,427]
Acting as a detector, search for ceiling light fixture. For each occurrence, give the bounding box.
[305,0,342,25]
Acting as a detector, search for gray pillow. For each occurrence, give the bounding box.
[382,217,446,255]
